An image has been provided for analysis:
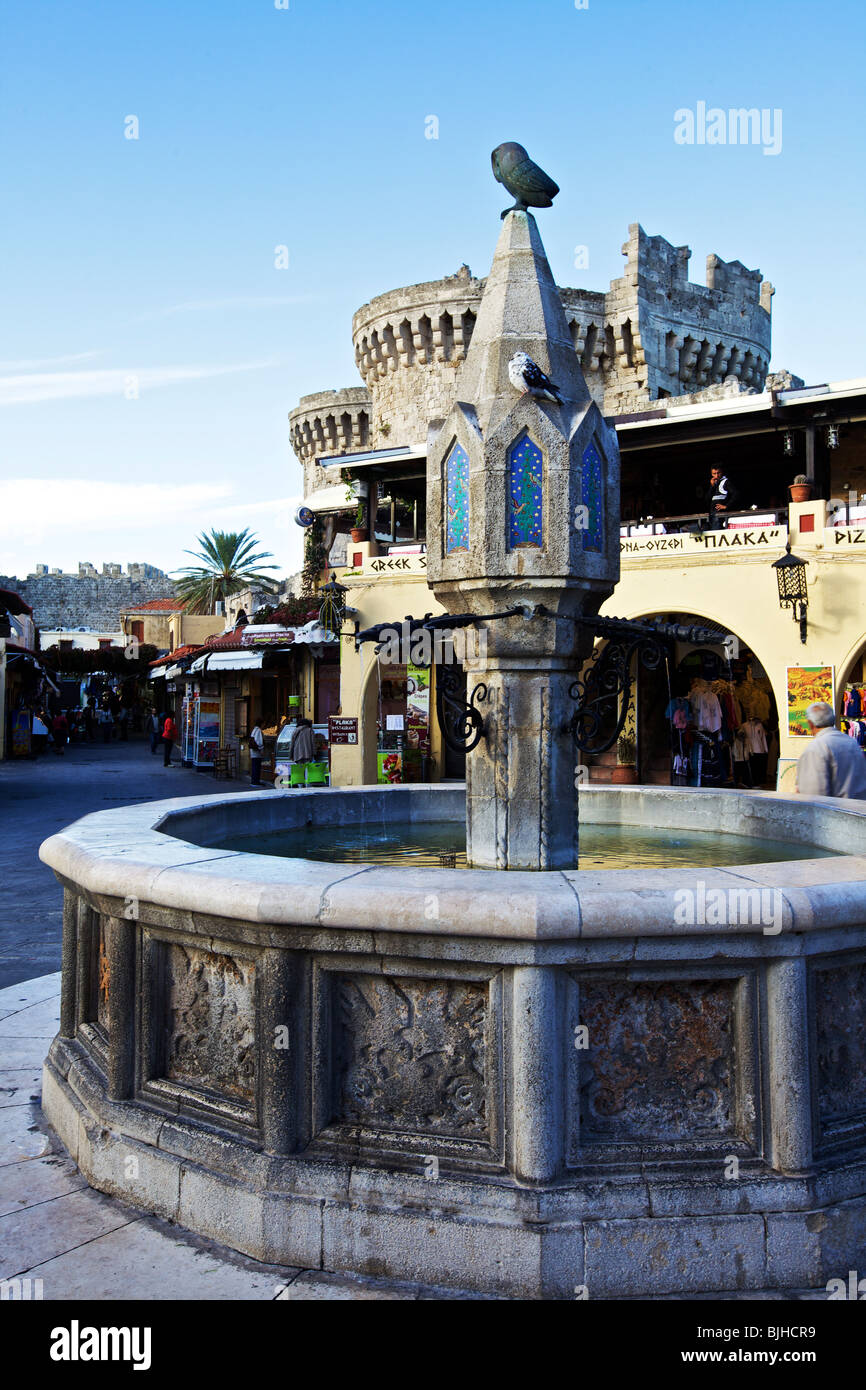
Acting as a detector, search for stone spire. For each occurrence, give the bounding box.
[455,209,591,440]
[426,210,621,870]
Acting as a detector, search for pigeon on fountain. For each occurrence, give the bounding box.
[491,142,560,219]
[507,351,563,404]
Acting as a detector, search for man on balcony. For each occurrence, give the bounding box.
[706,467,739,530]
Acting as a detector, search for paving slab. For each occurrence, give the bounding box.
[0,997,61,1038]
[0,1068,43,1108]
[0,1185,136,1279]
[15,1215,304,1301]
[0,1102,53,1165]
[0,1151,87,1217]
[0,973,62,1020]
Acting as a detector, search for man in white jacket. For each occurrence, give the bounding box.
[796,702,866,799]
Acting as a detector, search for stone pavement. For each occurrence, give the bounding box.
[0,737,265,989]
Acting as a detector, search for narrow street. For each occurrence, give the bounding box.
[0,737,259,988]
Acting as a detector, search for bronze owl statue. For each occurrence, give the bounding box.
[491,142,560,219]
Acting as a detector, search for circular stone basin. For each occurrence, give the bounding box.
[38,784,866,1299]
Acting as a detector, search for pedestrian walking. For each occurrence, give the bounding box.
[796,702,866,799]
[51,711,68,755]
[117,706,129,742]
[249,721,264,786]
[97,706,114,744]
[148,710,161,754]
[162,713,178,767]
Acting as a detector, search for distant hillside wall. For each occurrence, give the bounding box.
[0,564,176,632]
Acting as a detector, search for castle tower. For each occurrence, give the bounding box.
[427,211,620,870]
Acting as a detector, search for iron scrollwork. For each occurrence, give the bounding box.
[569,632,666,755]
[436,666,488,754]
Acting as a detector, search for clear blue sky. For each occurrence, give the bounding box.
[2,0,863,583]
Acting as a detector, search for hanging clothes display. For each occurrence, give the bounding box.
[843,687,862,719]
[689,678,722,733]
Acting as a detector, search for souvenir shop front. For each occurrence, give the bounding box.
[372,662,433,783]
[633,614,779,790]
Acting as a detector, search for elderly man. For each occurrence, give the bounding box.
[796,701,866,798]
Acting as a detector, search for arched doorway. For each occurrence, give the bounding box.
[587,612,779,789]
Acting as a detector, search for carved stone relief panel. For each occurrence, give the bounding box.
[576,977,736,1145]
[334,974,488,1139]
[95,915,110,1034]
[815,960,866,1137]
[163,944,257,1104]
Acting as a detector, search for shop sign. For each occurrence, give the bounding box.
[329,716,358,745]
[621,526,785,556]
[242,627,296,646]
[367,555,427,573]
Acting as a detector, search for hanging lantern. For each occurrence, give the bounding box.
[771,543,809,644]
[826,423,840,450]
[317,572,347,637]
[783,430,795,457]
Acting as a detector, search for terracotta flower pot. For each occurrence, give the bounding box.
[350,528,368,543]
[789,484,812,503]
[611,765,638,784]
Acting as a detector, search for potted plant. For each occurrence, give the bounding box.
[789,474,812,503]
[350,500,368,544]
[611,734,638,784]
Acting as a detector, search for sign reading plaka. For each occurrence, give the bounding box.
[621,526,785,556]
[328,716,358,744]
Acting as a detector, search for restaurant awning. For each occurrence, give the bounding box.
[204,651,265,672]
[149,665,167,680]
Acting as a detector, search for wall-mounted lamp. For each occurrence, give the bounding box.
[772,542,809,644]
[783,430,796,457]
[826,424,840,450]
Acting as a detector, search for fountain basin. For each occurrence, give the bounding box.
[40,785,866,1297]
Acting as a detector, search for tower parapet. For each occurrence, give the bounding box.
[289,387,372,495]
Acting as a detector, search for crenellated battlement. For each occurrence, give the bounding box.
[288,387,372,495]
[290,223,776,475]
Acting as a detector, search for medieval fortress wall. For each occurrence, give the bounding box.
[0,563,174,632]
[289,223,773,490]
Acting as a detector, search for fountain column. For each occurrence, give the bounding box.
[427,210,621,868]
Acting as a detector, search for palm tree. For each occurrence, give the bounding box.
[173,529,280,613]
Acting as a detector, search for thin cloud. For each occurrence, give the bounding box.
[0,361,276,407]
[134,295,316,322]
[0,350,103,371]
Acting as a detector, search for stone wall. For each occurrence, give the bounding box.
[289,224,774,477]
[0,564,176,632]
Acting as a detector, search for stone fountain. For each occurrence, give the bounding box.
[39,187,866,1298]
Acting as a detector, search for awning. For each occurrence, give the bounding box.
[189,655,208,673]
[300,480,369,515]
[205,651,265,672]
[149,665,167,680]
[163,664,184,680]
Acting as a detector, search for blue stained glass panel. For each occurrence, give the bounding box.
[507,436,543,549]
[445,442,469,553]
[581,440,604,551]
